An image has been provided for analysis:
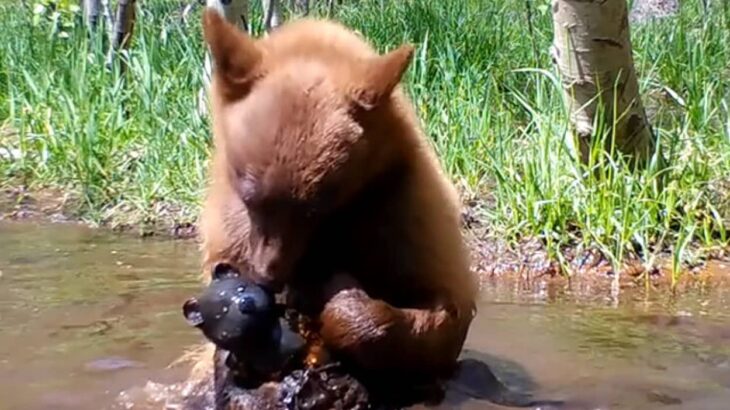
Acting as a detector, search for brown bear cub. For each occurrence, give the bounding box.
[198,7,478,401]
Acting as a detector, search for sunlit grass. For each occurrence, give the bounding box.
[0,0,728,277]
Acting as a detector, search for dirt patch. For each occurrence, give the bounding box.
[0,185,76,223]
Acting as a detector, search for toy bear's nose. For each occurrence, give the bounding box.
[235,294,258,314]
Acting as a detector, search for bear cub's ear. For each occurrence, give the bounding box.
[202,9,262,93]
[351,44,414,110]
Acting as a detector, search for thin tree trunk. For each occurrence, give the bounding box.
[110,0,135,50]
[263,0,282,32]
[101,0,114,33]
[82,0,101,32]
[551,0,656,166]
[295,0,309,15]
[106,0,136,74]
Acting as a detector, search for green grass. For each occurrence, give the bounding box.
[0,0,728,278]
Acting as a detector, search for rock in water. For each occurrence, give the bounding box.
[279,364,370,410]
[215,350,371,410]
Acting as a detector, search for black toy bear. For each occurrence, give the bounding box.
[182,262,306,387]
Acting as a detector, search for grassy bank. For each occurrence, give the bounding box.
[1,0,728,280]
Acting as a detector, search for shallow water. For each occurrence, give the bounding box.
[0,221,202,410]
[1,221,729,409]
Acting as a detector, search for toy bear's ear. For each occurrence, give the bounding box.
[211,262,240,280]
[202,9,263,99]
[182,298,204,327]
[350,44,414,110]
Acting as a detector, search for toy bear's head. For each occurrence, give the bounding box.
[182,262,278,352]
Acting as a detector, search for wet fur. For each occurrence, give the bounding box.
[195,9,478,397]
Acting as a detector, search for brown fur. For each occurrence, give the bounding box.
[198,9,478,383]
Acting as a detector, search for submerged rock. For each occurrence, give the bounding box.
[219,364,370,410]
[84,356,144,372]
[211,343,371,410]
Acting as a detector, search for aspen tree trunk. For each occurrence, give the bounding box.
[293,0,309,15]
[106,0,137,74]
[82,0,101,32]
[110,0,136,51]
[199,0,250,115]
[101,0,114,32]
[263,0,282,32]
[551,0,656,166]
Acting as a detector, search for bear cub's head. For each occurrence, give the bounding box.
[203,10,414,290]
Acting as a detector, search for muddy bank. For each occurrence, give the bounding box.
[0,185,199,239]
[3,185,730,299]
[466,219,729,295]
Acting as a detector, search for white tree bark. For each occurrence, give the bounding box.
[101,0,114,34]
[551,0,656,165]
[82,0,101,32]
[263,0,282,32]
[293,0,309,16]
